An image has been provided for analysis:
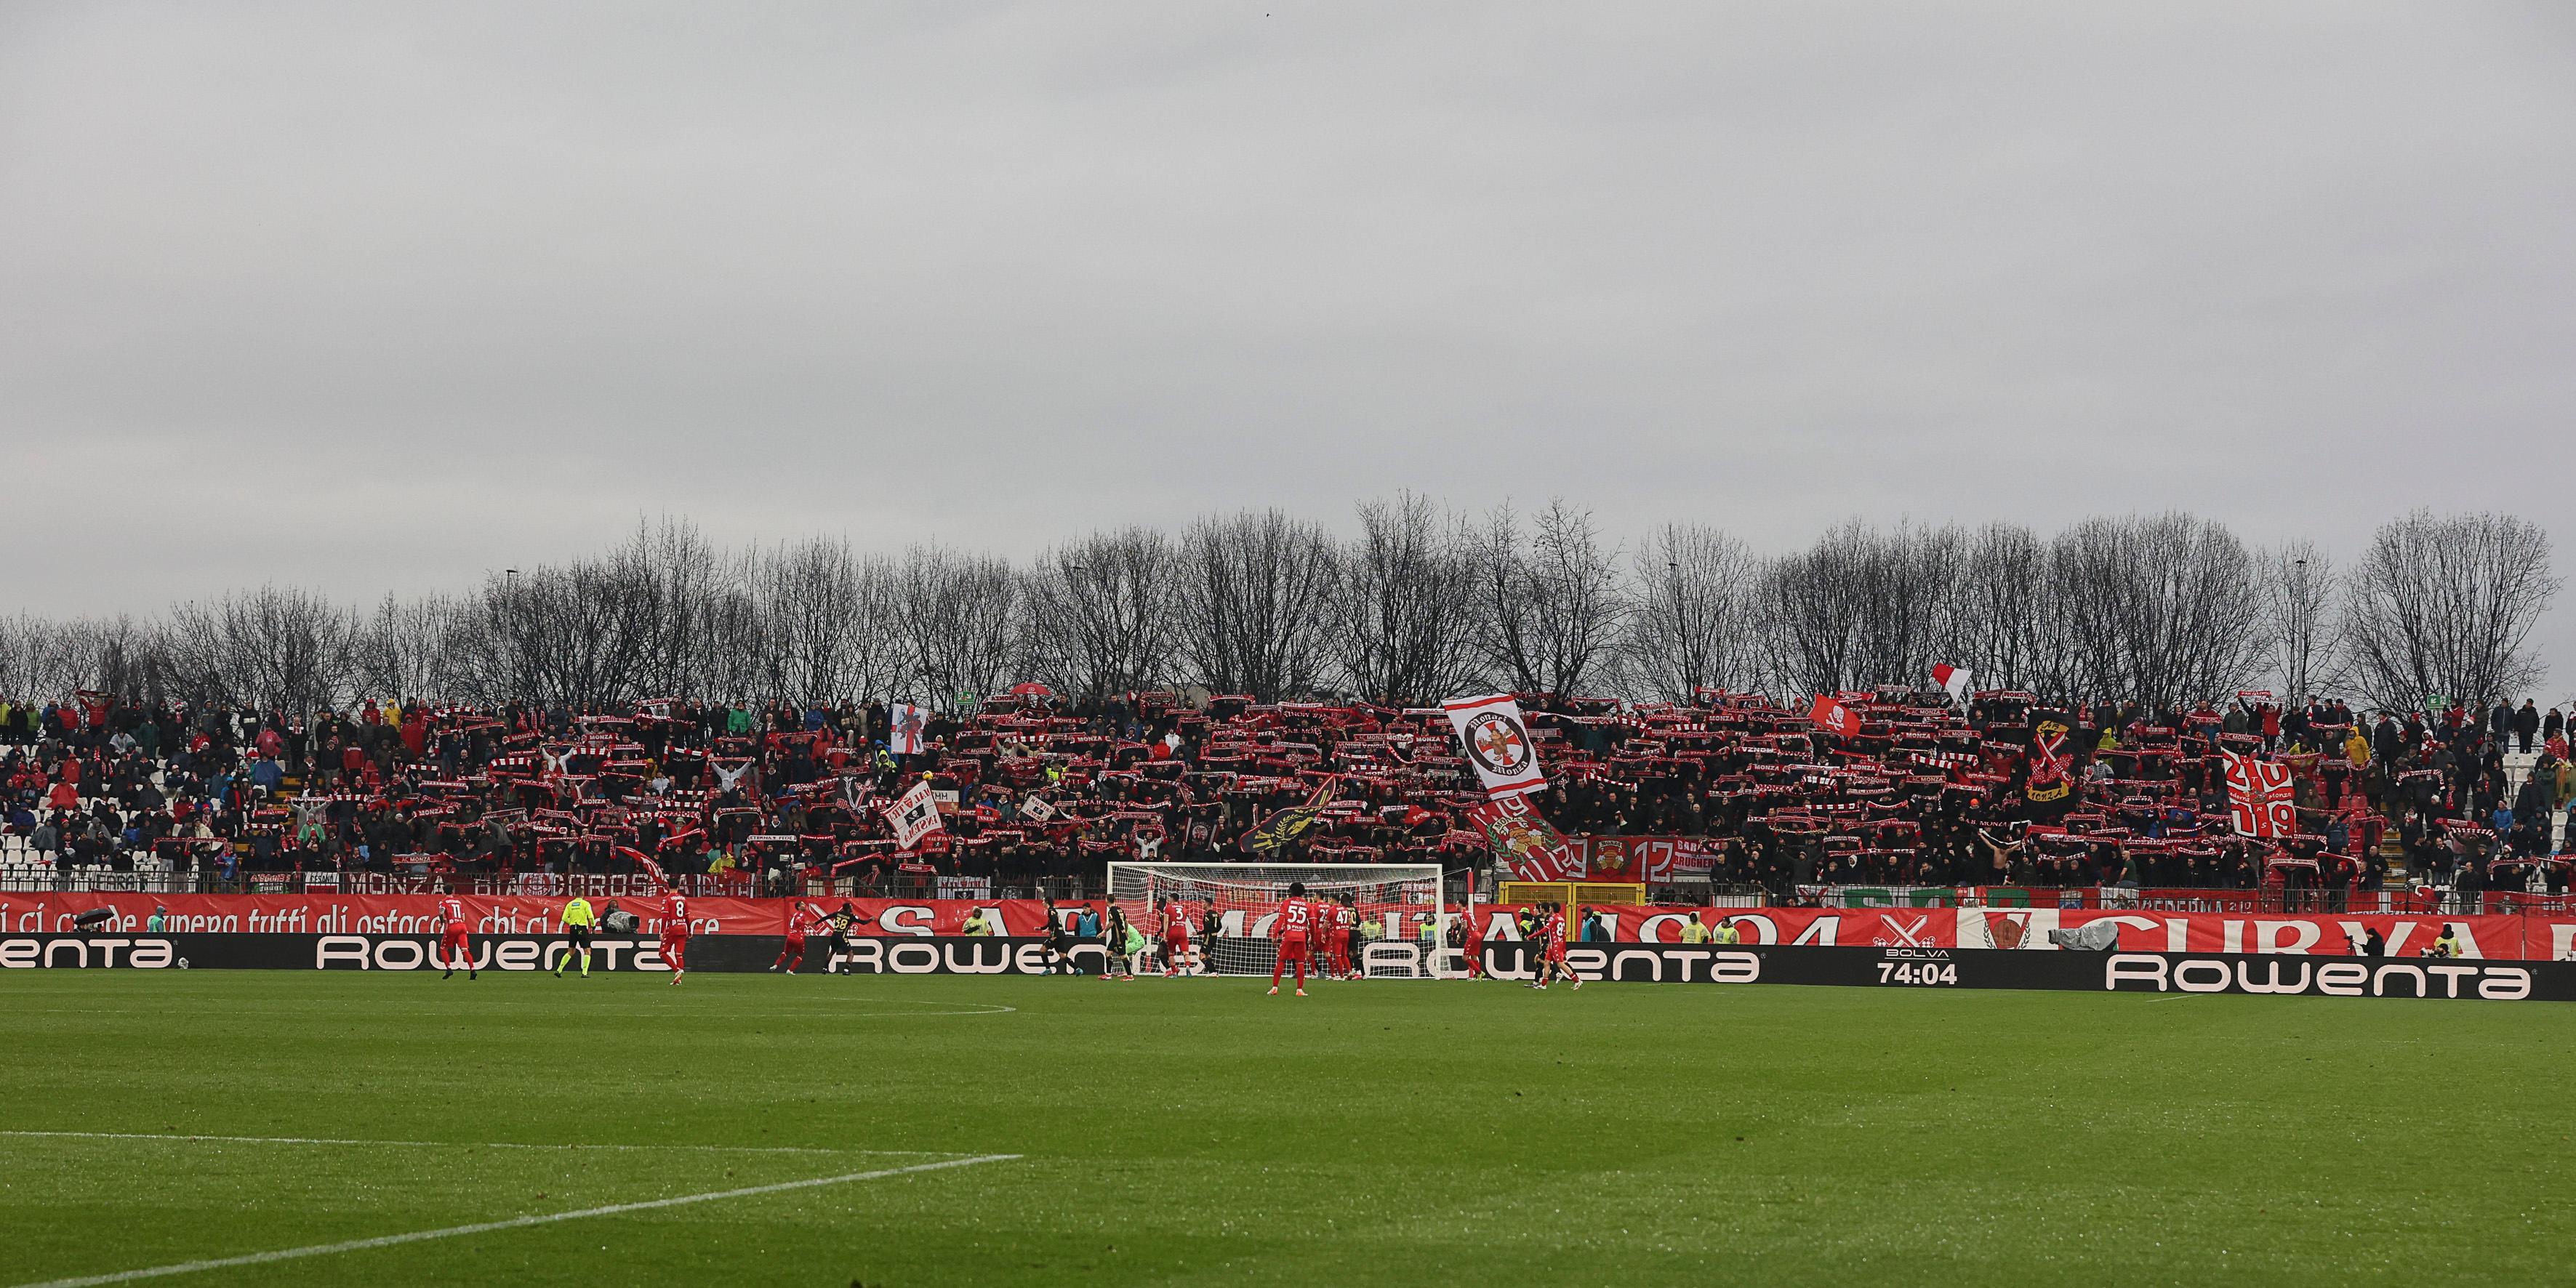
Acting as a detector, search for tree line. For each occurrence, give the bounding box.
[0,502,2555,717]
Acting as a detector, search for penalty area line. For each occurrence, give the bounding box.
[0,1130,951,1155]
[8,1153,1022,1288]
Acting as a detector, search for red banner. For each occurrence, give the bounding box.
[15,894,2576,961]
[0,893,1091,939]
[2223,750,2298,837]
[1469,794,1576,880]
[1566,836,1720,881]
[1460,903,2576,961]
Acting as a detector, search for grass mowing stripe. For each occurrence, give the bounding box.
[7,1154,1024,1288]
[0,1130,950,1155]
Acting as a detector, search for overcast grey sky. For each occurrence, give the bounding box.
[4,2,2572,685]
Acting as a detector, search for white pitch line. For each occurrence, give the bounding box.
[0,1131,944,1156]
[9,1153,1022,1288]
[8,1002,1022,1018]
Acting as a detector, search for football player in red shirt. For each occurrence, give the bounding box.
[1531,903,1581,991]
[1269,881,1314,996]
[1159,898,1196,977]
[771,902,824,974]
[1333,896,1359,980]
[436,893,476,980]
[1459,909,1485,980]
[659,886,691,986]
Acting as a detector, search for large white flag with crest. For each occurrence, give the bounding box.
[1443,693,1547,799]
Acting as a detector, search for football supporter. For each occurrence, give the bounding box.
[436,893,476,981]
[554,894,597,977]
[5,683,2515,909]
[1269,880,1314,997]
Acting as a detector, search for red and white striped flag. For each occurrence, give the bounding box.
[614,845,668,885]
[1932,663,1972,706]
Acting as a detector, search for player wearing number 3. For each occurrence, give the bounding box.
[1160,898,1197,977]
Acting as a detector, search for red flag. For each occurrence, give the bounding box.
[614,845,669,884]
[1808,694,1861,738]
[1466,794,1576,881]
[2222,751,2298,838]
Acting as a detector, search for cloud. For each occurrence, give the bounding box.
[2,1,2572,688]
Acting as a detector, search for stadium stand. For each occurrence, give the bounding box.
[1,688,2569,908]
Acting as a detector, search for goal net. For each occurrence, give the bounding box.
[1104,862,1453,979]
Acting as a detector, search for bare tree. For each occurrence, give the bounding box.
[1758,523,1867,697]
[620,518,737,701]
[2343,510,2558,712]
[0,614,57,699]
[1175,510,1341,701]
[891,544,1020,713]
[1758,520,1964,696]
[747,537,899,704]
[1948,521,2055,696]
[160,587,357,714]
[1469,499,1629,701]
[1855,523,1966,693]
[13,503,2561,725]
[1018,528,1181,707]
[1618,523,1762,701]
[2257,542,2340,704]
[438,518,750,707]
[446,561,656,707]
[352,592,460,702]
[1332,494,1485,706]
[2047,512,2267,710]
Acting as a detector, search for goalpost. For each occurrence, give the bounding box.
[1104,862,1454,979]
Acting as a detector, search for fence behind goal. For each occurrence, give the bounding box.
[1104,862,1453,978]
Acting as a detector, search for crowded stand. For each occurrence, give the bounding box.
[2,684,2572,909]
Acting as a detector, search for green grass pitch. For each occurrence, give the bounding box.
[4,970,2571,1287]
